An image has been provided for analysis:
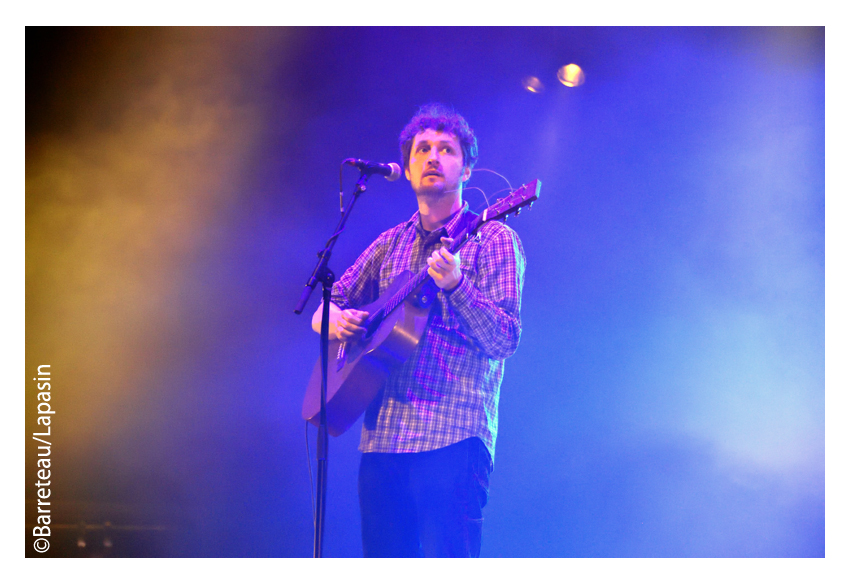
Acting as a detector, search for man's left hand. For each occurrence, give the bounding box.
[427,237,462,291]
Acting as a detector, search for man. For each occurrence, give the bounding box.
[311,103,526,557]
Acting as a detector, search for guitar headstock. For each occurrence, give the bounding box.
[480,179,542,224]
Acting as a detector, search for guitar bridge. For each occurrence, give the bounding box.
[336,342,347,372]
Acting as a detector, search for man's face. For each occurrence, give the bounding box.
[405,129,471,197]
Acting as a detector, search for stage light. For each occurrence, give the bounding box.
[522,76,544,93]
[557,64,585,87]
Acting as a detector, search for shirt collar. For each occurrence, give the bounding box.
[408,201,470,242]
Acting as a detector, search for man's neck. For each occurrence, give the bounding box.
[417,190,463,232]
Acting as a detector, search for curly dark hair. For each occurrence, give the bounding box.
[398,103,479,181]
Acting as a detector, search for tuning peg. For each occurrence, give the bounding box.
[515,208,521,216]
[528,201,534,209]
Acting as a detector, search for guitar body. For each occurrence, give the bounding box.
[302,271,433,436]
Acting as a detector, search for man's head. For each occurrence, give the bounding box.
[399,103,479,193]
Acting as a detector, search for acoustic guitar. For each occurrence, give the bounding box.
[303,179,541,436]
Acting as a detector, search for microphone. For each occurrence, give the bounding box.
[344,158,402,182]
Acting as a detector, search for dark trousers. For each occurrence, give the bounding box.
[358,437,492,558]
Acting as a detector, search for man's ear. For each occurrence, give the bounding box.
[462,166,472,183]
[405,166,411,181]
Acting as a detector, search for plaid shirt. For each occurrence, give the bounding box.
[331,203,526,467]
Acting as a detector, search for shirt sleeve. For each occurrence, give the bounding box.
[330,230,391,310]
[445,224,526,360]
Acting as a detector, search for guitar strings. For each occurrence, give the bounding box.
[471,168,514,211]
[472,167,514,193]
[464,186,489,212]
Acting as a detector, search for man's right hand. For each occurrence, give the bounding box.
[334,309,370,342]
[312,301,370,342]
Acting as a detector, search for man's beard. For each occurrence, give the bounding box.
[415,183,461,200]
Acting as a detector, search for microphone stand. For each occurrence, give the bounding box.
[294,171,372,558]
